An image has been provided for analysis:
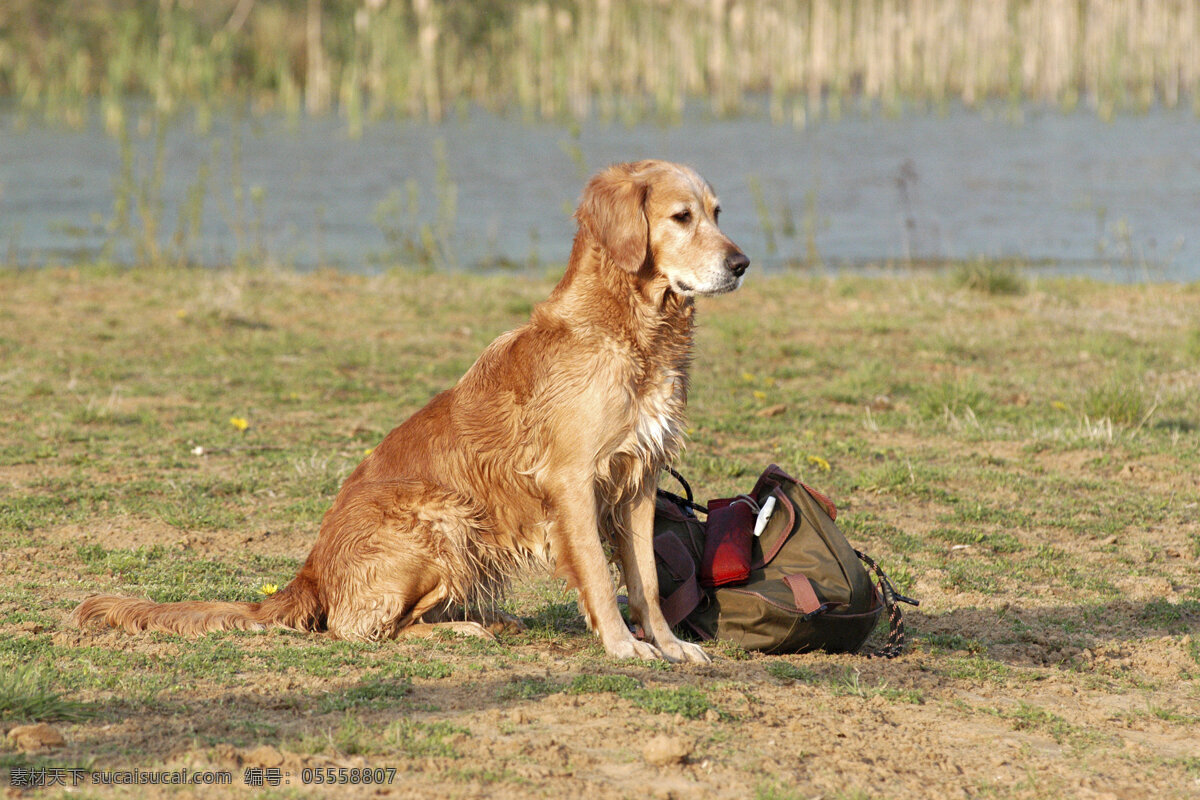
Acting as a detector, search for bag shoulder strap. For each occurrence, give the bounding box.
[855,549,920,659]
[653,531,705,627]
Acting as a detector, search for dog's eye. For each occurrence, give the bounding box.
[672,210,692,224]
[713,206,721,223]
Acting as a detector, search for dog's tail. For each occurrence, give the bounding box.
[70,569,323,636]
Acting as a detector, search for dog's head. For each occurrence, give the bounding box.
[574,160,749,297]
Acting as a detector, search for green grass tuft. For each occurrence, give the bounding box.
[624,686,714,719]
[394,658,454,680]
[521,601,587,637]
[497,677,561,700]
[0,665,94,722]
[919,632,987,654]
[916,377,991,420]
[318,677,412,713]
[566,674,643,695]
[929,526,1024,554]
[754,780,812,800]
[321,716,469,758]
[1083,378,1154,426]
[383,719,469,759]
[565,674,714,718]
[997,701,1100,746]
[1137,600,1200,631]
[763,662,818,682]
[951,260,1028,295]
[76,543,296,604]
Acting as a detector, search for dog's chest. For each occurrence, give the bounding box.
[627,367,686,464]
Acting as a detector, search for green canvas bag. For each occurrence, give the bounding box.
[651,465,918,657]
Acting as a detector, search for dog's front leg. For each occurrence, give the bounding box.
[549,479,664,661]
[619,483,711,664]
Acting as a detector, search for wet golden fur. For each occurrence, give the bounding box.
[72,160,749,662]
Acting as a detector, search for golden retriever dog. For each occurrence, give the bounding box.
[73,159,749,662]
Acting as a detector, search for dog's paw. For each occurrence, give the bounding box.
[437,621,497,640]
[458,621,498,639]
[484,611,527,637]
[657,637,711,664]
[605,636,664,661]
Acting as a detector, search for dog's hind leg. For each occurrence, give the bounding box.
[422,602,525,636]
[314,480,495,642]
[324,571,494,641]
[389,584,496,641]
[397,621,496,640]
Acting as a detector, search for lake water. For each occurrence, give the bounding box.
[2,103,1197,280]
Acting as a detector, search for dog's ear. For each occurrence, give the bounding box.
[574,165,650,273]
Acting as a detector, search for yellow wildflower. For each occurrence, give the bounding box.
[229,416,249,432]
[807,454,831,472]
[258,583,278,596]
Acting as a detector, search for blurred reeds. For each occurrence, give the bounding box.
[2,0,1198,128]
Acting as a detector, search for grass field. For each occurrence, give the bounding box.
[0,264,1198,798]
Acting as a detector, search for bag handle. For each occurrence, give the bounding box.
[855,549,920,659]
[658,466,709,516]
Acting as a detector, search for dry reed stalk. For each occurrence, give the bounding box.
[4,0,1200,126]
[304,0,331,115]
[413,0,441,120]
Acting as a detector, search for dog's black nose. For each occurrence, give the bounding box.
[726,252,750,277]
